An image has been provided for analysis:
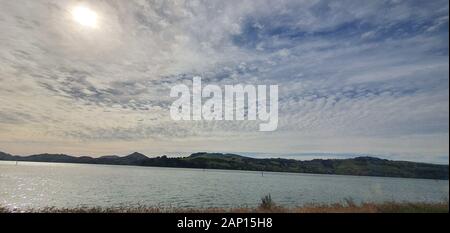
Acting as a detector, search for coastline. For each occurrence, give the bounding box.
[1,151,448,180]
[2,201,448,213]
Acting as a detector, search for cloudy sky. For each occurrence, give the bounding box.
[0,0,448,163]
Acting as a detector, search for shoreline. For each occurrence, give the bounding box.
[2,160,448,182]
[0,156,448,180]
[2,201,448,213]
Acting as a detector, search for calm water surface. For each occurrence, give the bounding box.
[0,161,448,210]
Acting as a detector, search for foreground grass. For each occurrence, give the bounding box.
[1,200,448,213]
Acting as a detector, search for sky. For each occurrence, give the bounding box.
[0,0,448,163]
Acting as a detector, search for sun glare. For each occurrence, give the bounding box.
[72,6,98,28]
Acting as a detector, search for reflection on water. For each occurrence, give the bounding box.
[0,161,448,210]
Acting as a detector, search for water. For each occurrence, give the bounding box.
[0,161,448,210]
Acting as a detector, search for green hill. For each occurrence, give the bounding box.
[0,151,448,180]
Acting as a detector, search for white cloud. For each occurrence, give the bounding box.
[0,0,448,162]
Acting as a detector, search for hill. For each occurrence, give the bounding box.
[0,151,448,180]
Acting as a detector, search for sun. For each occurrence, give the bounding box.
[71,5,98,28]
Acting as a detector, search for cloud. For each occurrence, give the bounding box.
[0,0,448,162]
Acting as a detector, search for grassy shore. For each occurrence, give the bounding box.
[1,197,448,213]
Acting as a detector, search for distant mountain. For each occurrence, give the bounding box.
[0,151,448,180]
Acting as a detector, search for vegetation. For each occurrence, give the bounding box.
[1,151,448,179]
[1,197,447,213]
[259,194,276,210]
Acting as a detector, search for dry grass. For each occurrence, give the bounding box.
[1,199,448,213]
[287,201,449,213]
